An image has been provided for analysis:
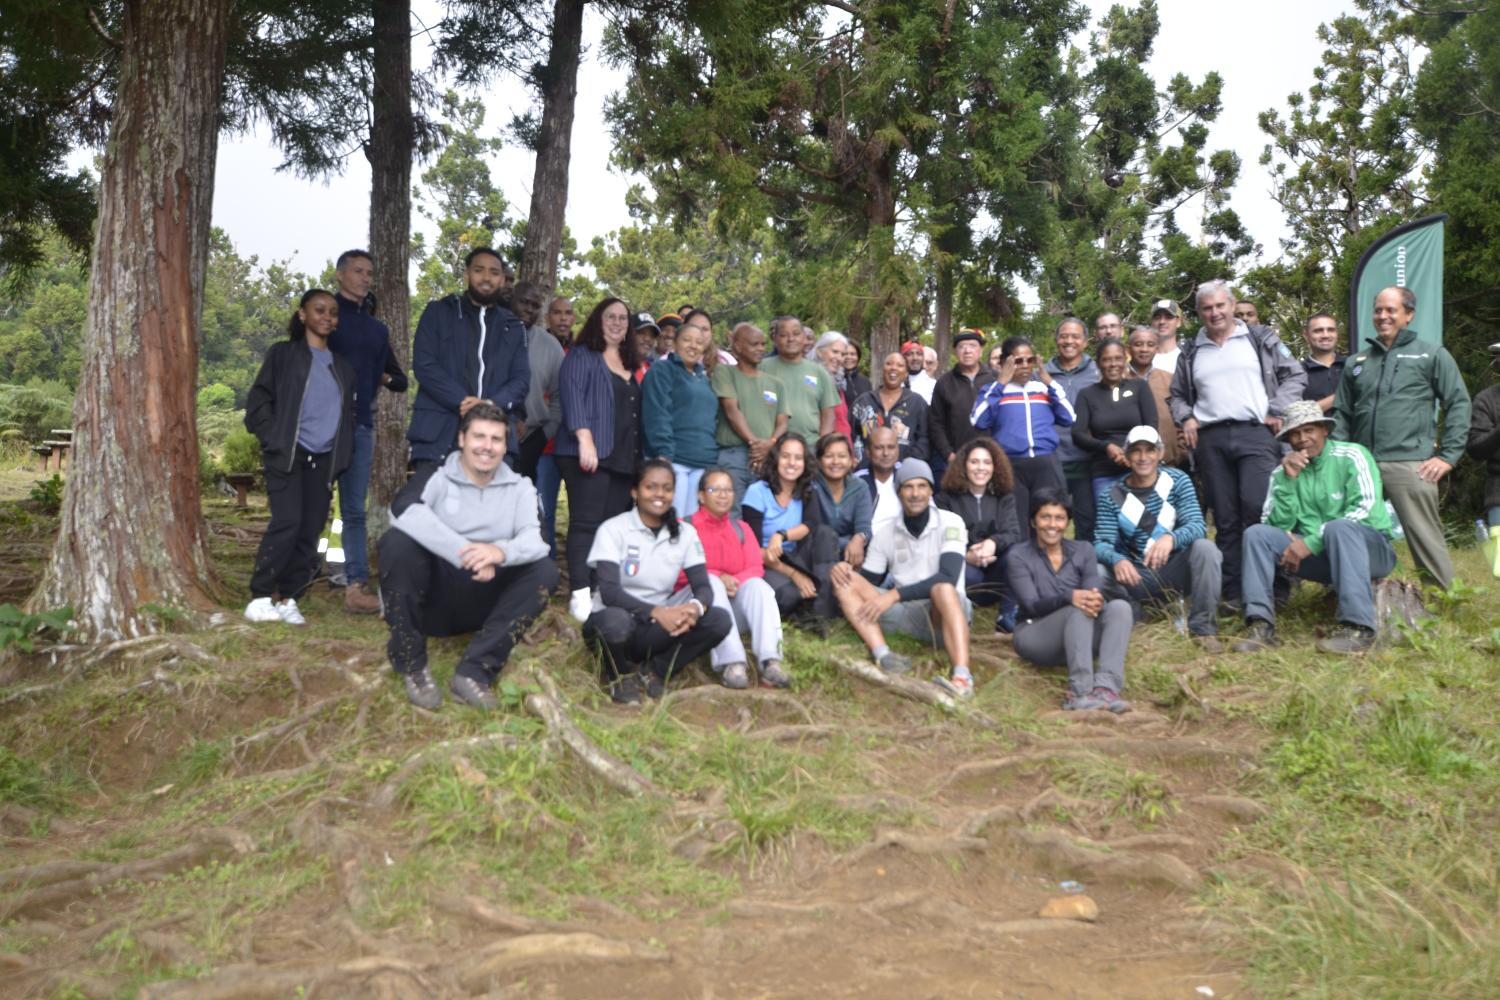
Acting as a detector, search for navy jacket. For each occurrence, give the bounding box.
[408,294,530,462]
[329,293,407,428]
[1006,539,1100,623]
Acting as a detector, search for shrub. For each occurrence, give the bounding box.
[221,429,262,474]
[0,383,72,441]
[196,382,237,410]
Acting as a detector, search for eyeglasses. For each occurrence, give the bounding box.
[702,485,733,495]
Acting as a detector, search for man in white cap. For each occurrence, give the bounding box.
[830,459,974,698]
[1150,299,1184,375]
[1235,400,1396,654]
[1094,425,1223,651]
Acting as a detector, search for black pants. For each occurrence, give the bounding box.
[583,604,733,681]
[1192,420,1280,601]
[1061,461,1096,545]
[768,524,841,619]
[250,449,333,600]
[515,428,548,482]
[1009,453,1066,538]
[556,456,635,593]
[378,529,560,684]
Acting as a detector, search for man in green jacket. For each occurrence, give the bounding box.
[1235,401,1397,655]
[1332,286,1471,589]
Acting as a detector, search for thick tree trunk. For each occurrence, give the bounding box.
[934,261,954,368]
[33,0,231,639]
[518,0,585,292]
[866,147,901,363]
[367,0,414,519]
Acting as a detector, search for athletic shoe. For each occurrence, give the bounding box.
[758,661,791,689]
[275,599,307,625]
[721,663,750,689]
[449,674,498,710]
[1193,634,1226,653]
[1091,687,1132,714]
[1232,618,1277,653]
[1316,624,1376,655]
[344,583,382,615]
[993,609,1017,635]
[568,587,592,623]
[609,674,643,705]
[877,651,912,674]
[244,597,282,623]
[643,672,665,701]
[1062,690,1107,711]
[933,673,974,700]
[402,668,442,710]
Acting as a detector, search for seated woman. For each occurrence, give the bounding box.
[584,460,733,704]
[689,468,790,690]
[809,432,873,568]
[741,433,840,618]
[936,437,1021,625]
[1006,489,1134,713]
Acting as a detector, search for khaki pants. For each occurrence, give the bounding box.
[1379,460,1454,590]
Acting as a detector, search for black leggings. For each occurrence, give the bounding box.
[250,449,333,600]
[556,457,634,593]
[1008,453,1066,538]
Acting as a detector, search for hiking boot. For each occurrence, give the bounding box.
[933,672,974,700]
[449,674,498,710]
[402,668,442,710]
[1193,634,1226,654]
[1091,687,1132,714]
[1062,690,1107,711]
[877,651,912,674]
[1232,618,1277,653]
[642,671,665,701]
[758,661,791,689]
[1316,624,1376,655]
[275,599,307,625]
[608,673,643,705]
[244,596,282,623]
[344,582,382,615]
[721,662,750,689]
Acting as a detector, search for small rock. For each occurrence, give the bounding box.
[1038,895,1099,922]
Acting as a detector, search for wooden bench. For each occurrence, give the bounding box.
[31,444,53,472]
[225,472,256,509]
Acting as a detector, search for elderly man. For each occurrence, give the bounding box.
[1150,299,1184,375]
[903,340,936,403]
[1333,287,1471,590]
[714,323,790,511]
[1096,426,1222,650]
[831,459,974,698]
[1300,312,1345,413]
[813,330,855,437]
[930,329,995,469]
[1169,279,1306,604]
[762,316,839,440]
[1236,401,1396,654]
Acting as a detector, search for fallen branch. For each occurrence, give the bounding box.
[460,932,669,989]
[833,656,959,713]
[139,955,434,1000]
[523,669,663,799]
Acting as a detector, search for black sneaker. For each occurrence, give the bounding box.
[1316,624,1376,655]
[609,673,643,705]
[643,671,665,701]
[402,668,443,710]
[449,674,498,710]
[1232,618,1277,653]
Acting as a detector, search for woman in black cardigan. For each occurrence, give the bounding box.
[1071,337,1157,502]
[936,438,1020,622]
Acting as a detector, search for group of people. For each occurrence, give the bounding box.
[241,248,1500,713]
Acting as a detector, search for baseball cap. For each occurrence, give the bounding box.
[632,312,660,333]
[953,328,985,346]
[1125,425,1163,449]
[1151,299,1181,318]
[656,313,682,329]
[894,459,935,488]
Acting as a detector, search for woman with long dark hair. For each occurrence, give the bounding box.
[243,290,357,625]
[936,437,1021,625]
[556,297,645,620]
[741,433,840,617]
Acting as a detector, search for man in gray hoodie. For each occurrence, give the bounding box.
[378,403,560,710]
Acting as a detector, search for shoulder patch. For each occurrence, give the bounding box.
[944,526,962,542]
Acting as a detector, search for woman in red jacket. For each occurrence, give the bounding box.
[688,468,789,689]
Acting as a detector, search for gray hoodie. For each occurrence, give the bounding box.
[389,451,548,569]
[1044,354,1100,465]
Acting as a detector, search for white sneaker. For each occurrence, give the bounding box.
[568,587,592,623]
[275,599,307,625]
[244,597,281,623]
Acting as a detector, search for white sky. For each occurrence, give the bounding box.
[198,0,1358,298]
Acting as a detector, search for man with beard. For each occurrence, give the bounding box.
[903,340,936,403]
[407,247,531,471]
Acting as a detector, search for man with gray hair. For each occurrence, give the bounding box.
[1169,278,1306,605]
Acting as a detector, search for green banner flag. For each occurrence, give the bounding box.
[1348,214,1447,350]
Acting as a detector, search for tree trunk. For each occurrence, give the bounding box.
[32,0,231,639]
[517,0,585,292]
[367,0,414,520]
[866,146,901,363]
[933,261,954,369]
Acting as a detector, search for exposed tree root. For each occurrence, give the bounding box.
[434,893,586,935]
[0,859,113,893]
[834,656,960,713]
[979,917,1095,937]
[1019,787,1095,825]
[744,723,840,743]
[1005,827,1202,891]
[844,828,988,866]
[835,791,928,816]
[138,955,436,1000]
[369,732,525,812]
[958,804,1022,839]
[459,932,669,990]
[935,748,1095,793]
[0,828,254,919]
[659,684,816,725]
[727,898,834,919]
[1036,736,1249,767]
[231,692,361,757]
[1188,794,1269,823]
[290,801,368,914]
[523,669,663,799]
[0,804,81,838]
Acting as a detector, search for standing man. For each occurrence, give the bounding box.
[1300,312,1345,413]
[1169,279,1306,604]
[1094,312,1123,341]
[546,295,575,348]
[1234,300,1261,327]
[327,249,408,614]
[1332,287,1472,590]
[408,247,530,470]
[378,404,560,709]
[1045,317,1101,541]
[761,316,839,441]
[512,281,563,488]
[1150,299,1184,375]
[656,313,683,359]
[930,329,995,472]
[713,322,789,510]
[922,346,939,380]
[903,340,936,403]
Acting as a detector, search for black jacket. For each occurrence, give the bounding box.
[1469,383,1500,510]
[935,489,1021,553]
[245,340,357,480]
[929,366,995,460]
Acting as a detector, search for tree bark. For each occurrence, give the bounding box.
[866,145,901,364]
[933,261,954,369]
[367,0,414,518]
[517,0,585,293]
[33,0,231,639]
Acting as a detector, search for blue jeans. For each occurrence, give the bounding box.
[673,463,705,518]
[536,453,562,557]
[718,445,753,518]
[1243,519,1396,631]
[336,424,375,584]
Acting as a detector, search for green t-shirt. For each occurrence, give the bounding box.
[711,364,788,448]
[759,356,839,439]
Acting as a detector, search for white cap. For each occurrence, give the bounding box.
[1125,425,1163,449]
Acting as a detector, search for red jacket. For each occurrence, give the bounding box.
[678,508,765,590]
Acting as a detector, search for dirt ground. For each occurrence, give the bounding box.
[0,509,1266,1000]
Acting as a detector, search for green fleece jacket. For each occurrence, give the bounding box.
[1332,327,1472,465]
[1262,439,1393,555]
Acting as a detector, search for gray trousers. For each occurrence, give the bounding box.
[1103,537,1223,636]
[1242,519,1397,631]
[1013,600,1132,696]
[707,575,784,670]
[1379,460,1454,590]
[718,444,753,518]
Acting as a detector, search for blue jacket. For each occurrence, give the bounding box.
[1093,466,1207,567]
[641,353,719,468]
[328,293,407,428]
[970,379,1076,459]
[408,294,530,462]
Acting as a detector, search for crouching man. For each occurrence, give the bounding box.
[1095,425,1224,651]
[379,403,560,709]
[1235,400,1396,654]
[831,459,975,699]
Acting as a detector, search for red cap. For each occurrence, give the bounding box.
[900,341,923,354]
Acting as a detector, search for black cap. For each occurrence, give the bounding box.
[632,312,660,333]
